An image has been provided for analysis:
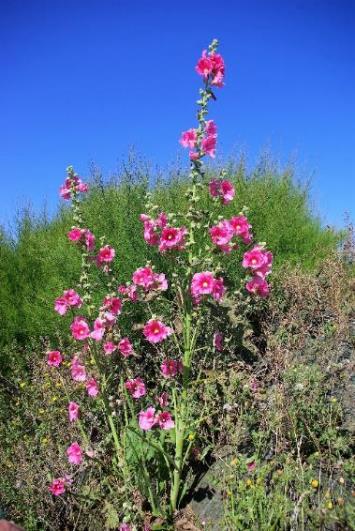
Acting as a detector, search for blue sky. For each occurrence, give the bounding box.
[1,0,354,229]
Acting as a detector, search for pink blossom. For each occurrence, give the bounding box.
[71,356,87,382]
[157,392,169,408]
[180,128,197,149]
[191,272,225,303]
[143,319,173,344]
[118,337,134,357]
[49,477,66,496]
[63,289,82,308]
[191,272,215,298]
[189,150,200,161]
[119,524,132,531]
[245,276,270,298]
[159,226,187,252]
[103,341,117,355]
[247,461,256,472]
[54,296,68,316]
[196,50,213,78]
[125,377,146,399]
[66,441,83,465]
[59,176,88,200]
[71,316,90,341]
[196,50,225,87]
[84,229,96,251]
[208,178,235,204]
[139,213,167,247]
[213,331,224,351]
[102,296,122,315]
[139,407,157,431]
[209,221,234,251]
[90,317,106,341]
[47,350,63,367]
[243,246,272,278]
[68,401,79,422]
[118,283,138,302]
[201,134,217,158]
[97,245,115,266]
[211,277,226,301]
[160,359,183,378]
[67,227,82,242]
[229,216,252,238]
[156,411,175,430]
[220,180,235,204]
[132,266,156,289]
[86,377,99,397]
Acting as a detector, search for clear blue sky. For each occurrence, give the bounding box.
[1,0,354,230]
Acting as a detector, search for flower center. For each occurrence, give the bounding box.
[153,327,160,334]
[251,258,257,264]
[202,281,209,288]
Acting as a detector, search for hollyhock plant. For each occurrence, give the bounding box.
[68,401,80,422]
[125,377,146,399]
[47,350,63,367]
[139,407,157,431]
[48,40,273,520]
[67,442,83,465]
[143,319,173,344]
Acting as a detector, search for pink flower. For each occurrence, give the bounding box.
[49,477,66,496]
[118,284,138,302]
[59,176,88,200]
[157,392,169,408]
[156,411,175,430]
[118,337,134,357]
[132,266,156,289]
[143,319,173,344]
[201,134,217,158]
[211,277,225,301]
[209,221,234,251]
[205,119,217,136]
[125,377,146,399]
[160,359,183,378]
[71,316,90,341]
[229,216,252,238]
[63,289,82,308]
[47,350,63,367]
[84,229,96,251]
[247,461,256,472]
[68,401,79,422]
[54,296,68,316]
[103,341,117,355]
[159,226,187,252]
[191,272,215,297]
[191,272,225,303]
[71,356,87,382]
[196,50,213,78]
[66,441,82,465]
[90,317,106,341]
[180,128,197,149]
[102,296,122,315]
[119,524,132,531]
[208,179,235,204]
[196,50,225,87]
[97,245,115,266]
[213,331,224,351]
[189,150,200,161]
[243,246,273,278]
[86,377,99,397]
[245,276,270,298]
[67,227,82,242]
[139,407,157,431]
